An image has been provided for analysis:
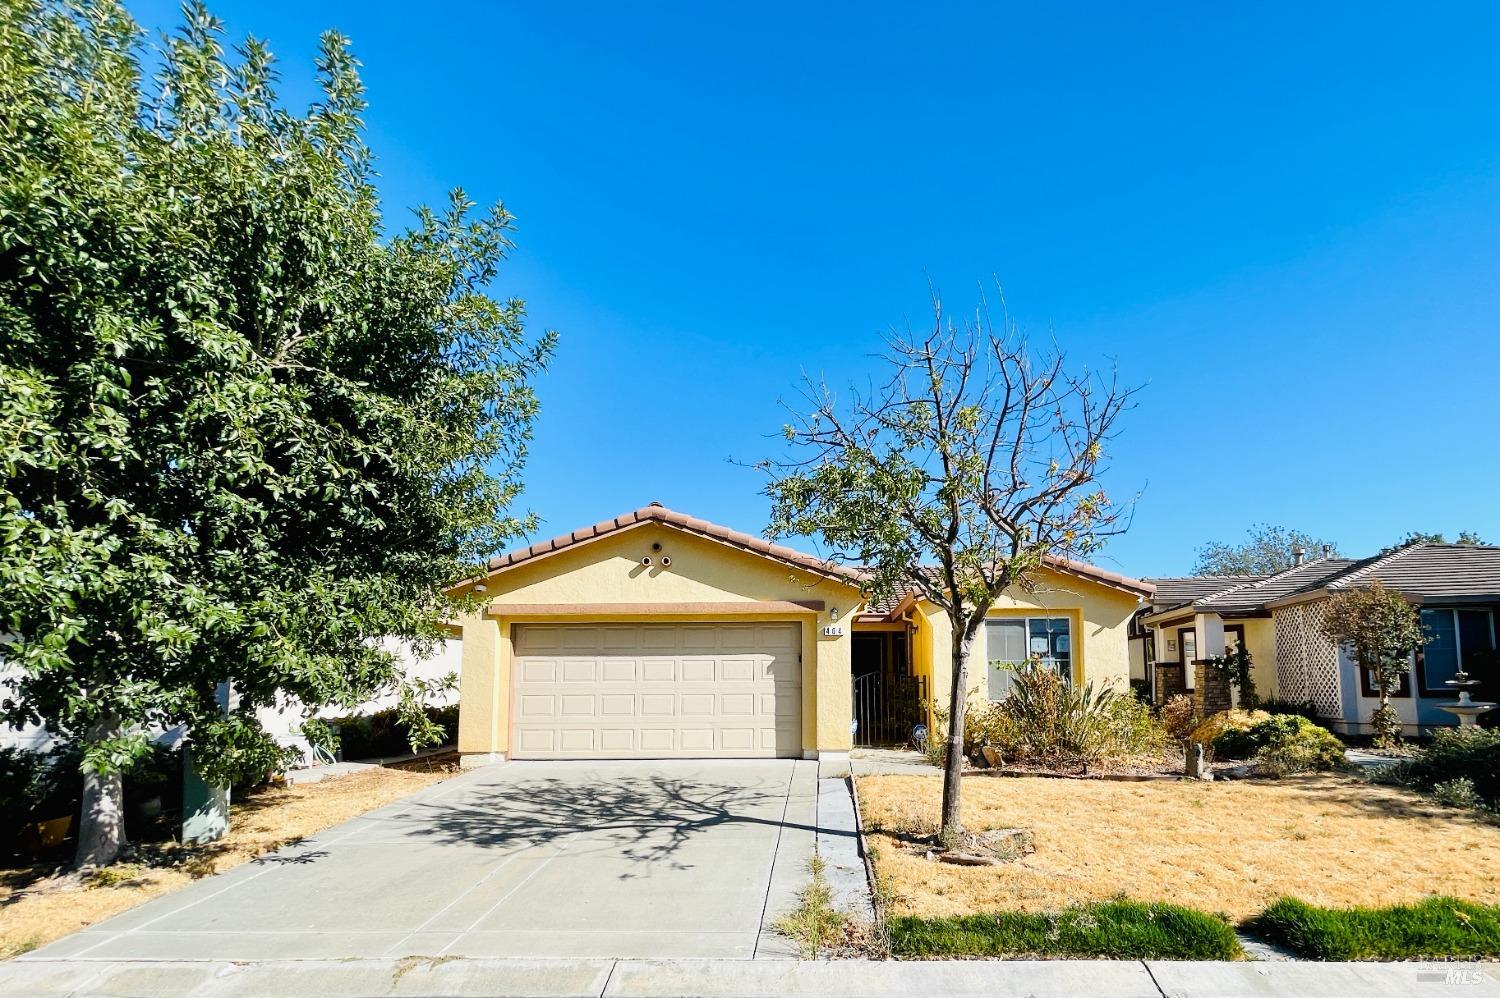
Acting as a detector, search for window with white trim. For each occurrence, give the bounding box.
[986,616,1072,700]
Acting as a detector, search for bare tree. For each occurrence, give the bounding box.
[760,288,1139,846]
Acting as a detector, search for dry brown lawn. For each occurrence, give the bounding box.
[858,772,1500,921]
[0,764,453,959]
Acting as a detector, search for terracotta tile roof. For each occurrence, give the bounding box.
[856,558,1154,620]
[480,503,1153,609]
[482,503,866,585]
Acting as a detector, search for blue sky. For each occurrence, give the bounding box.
[129,2,1500,576]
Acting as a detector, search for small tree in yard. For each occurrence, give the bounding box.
[0,0,552,866]
[1321,583,1425,748]
[760,290,1137,847]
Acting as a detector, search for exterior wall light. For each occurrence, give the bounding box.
[473,582,487,594]
[830,607,840,621]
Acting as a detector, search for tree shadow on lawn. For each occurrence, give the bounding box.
[1275,773,1500,827]
[389,773,837,877]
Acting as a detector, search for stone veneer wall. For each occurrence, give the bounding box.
[1153,663,1185,705]
[1193,662,1232,716]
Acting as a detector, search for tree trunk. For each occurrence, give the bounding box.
[939,625,976,848]
[74,719,128,868]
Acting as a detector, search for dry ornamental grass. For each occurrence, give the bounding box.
[0,765,453,959]
[858,772,1500,922]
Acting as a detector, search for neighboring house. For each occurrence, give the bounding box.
[450,502,1152,768]
[1,635,462,757]
[1139,544,1500,735]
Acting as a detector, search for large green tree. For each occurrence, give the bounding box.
[1192,524,1338,576]
[0,0,552,865]
[760,291,1136,846]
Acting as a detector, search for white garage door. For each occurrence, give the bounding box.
[510,622,802,759]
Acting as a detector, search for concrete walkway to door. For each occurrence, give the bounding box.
[24,759,844,963]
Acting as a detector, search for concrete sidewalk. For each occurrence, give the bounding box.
[2,956,1496,997]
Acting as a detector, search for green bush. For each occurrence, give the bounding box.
[1254,896,1500,960]
[889,900,1242,959]
[1257,697,1323,721]
[1392,728,1500,808]
[988,666,1166,766]
[1212,714,1345,772]
[1432,777,1485,810]
[330,703,459,761]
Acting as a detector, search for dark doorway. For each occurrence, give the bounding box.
[851,630,928,746]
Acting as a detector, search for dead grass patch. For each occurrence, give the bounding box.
[0,765,453,960]
[857,772,1500,922]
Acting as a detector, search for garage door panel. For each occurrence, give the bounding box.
[560,695,595,717]
[599,693,636,716]
[601,658,637,682]
[680,693,715,715]
[511,622,802,759]
[720,693,755,716]
[519,694,556,718]
[640,693,676,716]
[680,658,716,682]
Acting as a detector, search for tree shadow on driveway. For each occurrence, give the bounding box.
[386,772,830,877]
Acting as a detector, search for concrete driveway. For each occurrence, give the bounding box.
[32,759,831,962]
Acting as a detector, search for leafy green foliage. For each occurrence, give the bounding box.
[0,0,550,845]
[888,900,1242,959]
[986,667,1164,766]
[1193,524,1338,576]
[328,703,458,761]
[1254,896,1500,960]
[1432,777,1485,811]
[1381,530,1489,555]
[1205,643,1257,709]
[1385,727,1500,808]
[1257,697,1323,721]
[189,713,299,788]
[1211,714,1345,772]
[1321,583,1425,747]
[773,854,852,959]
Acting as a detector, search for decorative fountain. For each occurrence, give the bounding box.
[1435,668,1497,727]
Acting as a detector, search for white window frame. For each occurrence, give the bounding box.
[984,614,1073,701]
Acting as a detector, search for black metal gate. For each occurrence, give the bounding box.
[852,672,929,747]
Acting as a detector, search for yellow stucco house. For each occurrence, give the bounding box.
[452,503,1152,769]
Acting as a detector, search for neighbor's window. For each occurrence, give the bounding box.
[986,616,1072,699]
[1419,607,1496,695]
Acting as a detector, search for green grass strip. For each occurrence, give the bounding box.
[1252,896,1500,960]
[888,900,1242,959]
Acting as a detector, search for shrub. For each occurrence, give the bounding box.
[986,667,1164,766]
[1188,709,1271,752]
[1212,714,1345,772]
[1258,697,1323,721]
[1432,777,1485,810]
[1253,896,1500,960]
[1392,727,1500,808]
[1160,694,1197,744]
[330,703,459,761]
[888,900,1242,959]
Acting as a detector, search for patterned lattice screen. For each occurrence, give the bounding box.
[1273,601,1343,719]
